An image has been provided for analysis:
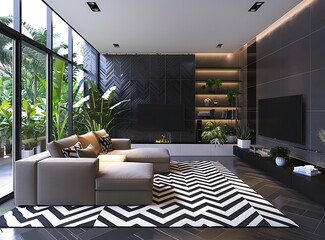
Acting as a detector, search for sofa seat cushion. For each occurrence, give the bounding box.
[125,148,170,163]
[98,154,126,162]
[96,162,153,191]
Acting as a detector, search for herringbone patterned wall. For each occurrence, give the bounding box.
[99,54,195,143]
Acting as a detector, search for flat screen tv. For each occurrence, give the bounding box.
[258,95,304,144]
[137,104,185,131]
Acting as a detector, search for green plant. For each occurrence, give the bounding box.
[74,79,130,132]
[0,100,13,153]
[227,89,241,106]
[201,78,222,93]
[21,100,46,150]
[201,121,227,146]
[319,129,325,144]
[223,124,236,136]
[236,124,252,140]
[270,146,290,159]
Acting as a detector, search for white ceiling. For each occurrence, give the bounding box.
[43,0,303,54]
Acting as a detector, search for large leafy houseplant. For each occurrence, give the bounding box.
[0,100,13,153]
[21,100,46,150]
[201,121,227,146]
[74,80,130,132]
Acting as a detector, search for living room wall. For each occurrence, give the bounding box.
[99,54,196,143]
[255,0,325,168]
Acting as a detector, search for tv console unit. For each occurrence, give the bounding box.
[233,146,325,206]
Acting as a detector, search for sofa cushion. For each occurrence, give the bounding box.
[98,134,113,153]
[62,141,83,158]
[78,132,101,154]
[77,144,97,158]
[97,162,153,191]
[47,135,79,157]
[125,148,170,163]
[94,129,107,137]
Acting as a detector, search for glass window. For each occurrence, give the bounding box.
[72,67,87,134]
[83,43,97,83]
[21,43,47,158]
[0,0,13,28]
[53,13,68,57]
[73,31,85,67]
[21,0,47,46]
[52,57,68,140]
[0,33,13,198]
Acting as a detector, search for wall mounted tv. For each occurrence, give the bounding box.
[137,104,185,131]
[258,95,304,144]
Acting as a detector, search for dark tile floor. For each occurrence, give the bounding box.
[1,156,325,240]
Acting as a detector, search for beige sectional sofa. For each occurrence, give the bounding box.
[15,130,170,206]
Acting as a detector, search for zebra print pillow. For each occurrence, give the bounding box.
[62,141,83,158]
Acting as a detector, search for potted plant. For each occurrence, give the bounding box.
[270,146,290,166]
[0,100,13,155]
[224,124,237,143]
[201,121,227,147]
[201,78,222,93]
[21,100,46,157]
[236,124,252,148]
[227,89,241,106]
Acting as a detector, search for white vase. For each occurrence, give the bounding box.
[21,149,35,159]
[275,157,286,166]
[237,139,251,148]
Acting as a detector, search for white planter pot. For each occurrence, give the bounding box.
[226,135,237,144]
[275,157,286,166]
[237,139,251,148]
[21,149,35,159]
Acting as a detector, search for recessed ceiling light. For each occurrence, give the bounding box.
[216,44,224,48]
[113,43,120,48]
[87,2,101,12]
[248,2,264,12]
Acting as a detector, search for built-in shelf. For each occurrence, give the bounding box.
[196,67,241,71]
[195,80,241,83]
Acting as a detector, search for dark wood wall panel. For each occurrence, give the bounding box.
[99,54,195,143]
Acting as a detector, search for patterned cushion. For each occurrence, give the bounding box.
[62,142,83,158]
[77,144,98,158]
[99,134,113,153]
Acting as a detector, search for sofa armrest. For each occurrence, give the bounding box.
[37,158,99,205]
[111,138,131,150]
[15,151,51,206]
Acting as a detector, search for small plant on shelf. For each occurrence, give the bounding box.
[201,121,227,146]
[236,124,252,148]
[236,124,252,140]
[270,146,290,166]
[227,89,241,106]
[201,78,222,93]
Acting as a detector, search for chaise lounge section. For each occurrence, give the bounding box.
[15,130,170,206]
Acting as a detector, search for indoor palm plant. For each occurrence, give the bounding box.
[270,146,290,166]
[201,121,227,146]
[236,124,252,148]
[74,79,130,132]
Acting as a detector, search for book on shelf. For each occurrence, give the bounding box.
[293,165,321,177]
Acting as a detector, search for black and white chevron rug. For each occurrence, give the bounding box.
[0,161,298,228]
